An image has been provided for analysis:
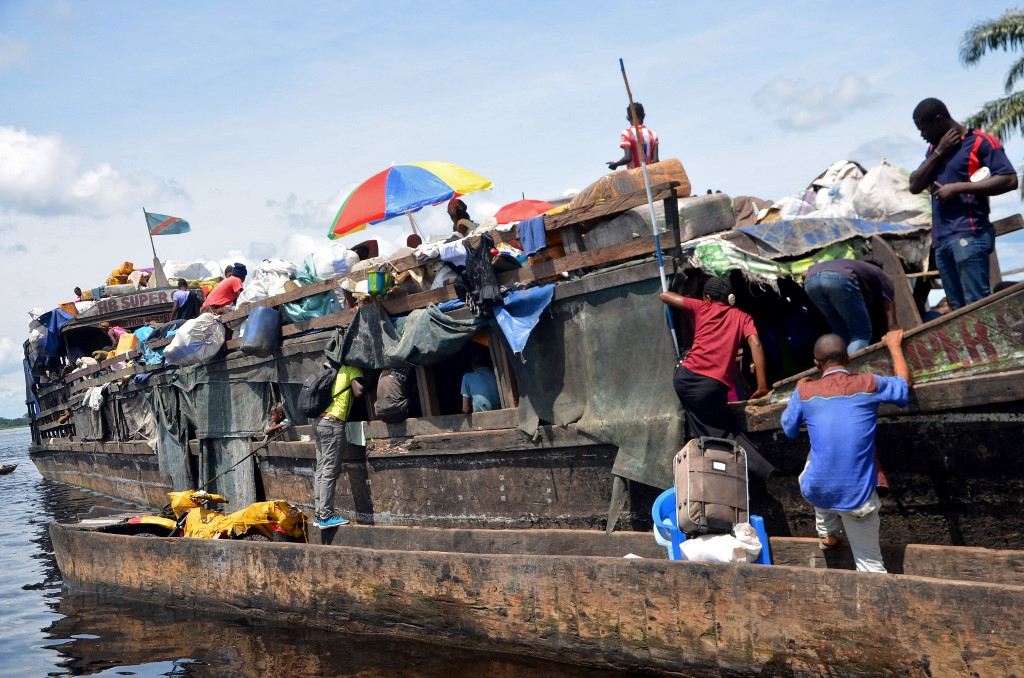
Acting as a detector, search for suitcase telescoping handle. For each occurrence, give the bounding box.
[698,436,740,453]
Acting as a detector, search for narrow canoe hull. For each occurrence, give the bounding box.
[50,522,1024,677]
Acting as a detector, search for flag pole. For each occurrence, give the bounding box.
[143,207,170,288]
[618,58,679,359]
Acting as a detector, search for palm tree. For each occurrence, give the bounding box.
[961,8,1024,141]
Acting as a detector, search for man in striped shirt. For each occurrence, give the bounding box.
[607,102,659,170]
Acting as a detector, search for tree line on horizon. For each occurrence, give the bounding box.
[0,415,29,429]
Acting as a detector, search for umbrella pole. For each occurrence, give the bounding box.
[406,212,422,239]
[617,58,680,359]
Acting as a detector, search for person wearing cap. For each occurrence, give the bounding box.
[803,258,897,354]
[447,198,477,237]
[607,102,659,171]
[201,263,247,312]
[909,97,1017,310]
[660,275,775,480]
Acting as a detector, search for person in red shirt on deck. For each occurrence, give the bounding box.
[202,263,247,312]
[660,275,775,479]
[607,102,659,170]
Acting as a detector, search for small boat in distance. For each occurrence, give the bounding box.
[0,464,17,475]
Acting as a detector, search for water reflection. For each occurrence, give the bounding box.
[45,593,640,678]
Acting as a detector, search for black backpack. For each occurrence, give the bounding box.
[297,367,337,418]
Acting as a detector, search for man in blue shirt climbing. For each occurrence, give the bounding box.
[909,97,1018,310]
[781,330,912,572]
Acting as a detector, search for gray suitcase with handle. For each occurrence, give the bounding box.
[674,436,749,536]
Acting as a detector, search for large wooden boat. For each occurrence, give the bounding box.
[26,161,1024,548]
[50,517,1024,677]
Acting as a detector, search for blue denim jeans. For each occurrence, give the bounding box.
[934,228,995,310]
[804,270,872,353]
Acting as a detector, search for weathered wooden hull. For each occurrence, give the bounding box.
[30,435,658,530]
[31,392,1024,548]
[50,521,1024,677]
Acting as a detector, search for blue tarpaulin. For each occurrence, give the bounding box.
[739,218,926,259]
[494,284,555,357]
[37,308,74,359]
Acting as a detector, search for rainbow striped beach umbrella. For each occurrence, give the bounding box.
[329,161,492,239]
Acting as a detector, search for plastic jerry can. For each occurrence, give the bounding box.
[239,306,281,358]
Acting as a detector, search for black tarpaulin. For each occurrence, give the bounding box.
[509,277,683,490]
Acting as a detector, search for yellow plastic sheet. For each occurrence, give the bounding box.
[180,500,307,540]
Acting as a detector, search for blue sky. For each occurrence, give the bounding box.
[1,1,1022,417]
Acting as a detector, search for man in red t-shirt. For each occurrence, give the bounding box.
[660,275,775,479]
[202,263,247,312]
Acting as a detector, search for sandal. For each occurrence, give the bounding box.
[819,535,840,550]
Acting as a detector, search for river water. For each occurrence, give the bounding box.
[0,428,644,678]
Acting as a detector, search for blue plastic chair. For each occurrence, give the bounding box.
[651,487,771,565]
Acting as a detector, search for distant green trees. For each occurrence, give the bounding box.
[0,415,29,429]
[962,8,1024,142]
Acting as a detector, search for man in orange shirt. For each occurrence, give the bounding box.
[202,263,247,312]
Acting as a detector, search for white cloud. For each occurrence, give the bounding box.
[754,74,885,131]
[266,189,346,231]
[0,126,184,218]
[847,135,925,173]
[0,34,27,70]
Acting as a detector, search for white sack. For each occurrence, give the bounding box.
[162,260,222,281]
[308,244,360,280]
[236,258,297,305]
[853,158,932,227]
[164,313,226,366]
[805,177,860,219]
[678,522,762,563]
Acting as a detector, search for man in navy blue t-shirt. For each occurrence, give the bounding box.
[909,97,1018,310]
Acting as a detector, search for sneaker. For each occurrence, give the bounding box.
[818,535,840,550]
[313,515,350,529]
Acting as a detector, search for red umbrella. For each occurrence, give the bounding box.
[494,198,556,225]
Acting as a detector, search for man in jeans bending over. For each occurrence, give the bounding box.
[781,331,912,572]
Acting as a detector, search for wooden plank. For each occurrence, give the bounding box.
[994,213,1024,237]
[544,182,678,231]
[218,275,345,324]
[489,333,519,410]
[30,439,157,455]
[770,282,1024,391]
[560,224,585,255]
[869,235,922,329]
[366,423,604,458]
[416,365,440,417]
[362,407,519,439]
[69,347,143,381]
[36,421,74,434]
[769,537,1024,587]
[70,362,150,395]
[741,367,1024,432]
[991,246,1004,287]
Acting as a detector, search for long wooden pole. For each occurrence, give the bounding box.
[618,59,679,359]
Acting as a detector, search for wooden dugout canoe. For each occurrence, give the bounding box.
[50,520,1024,677]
